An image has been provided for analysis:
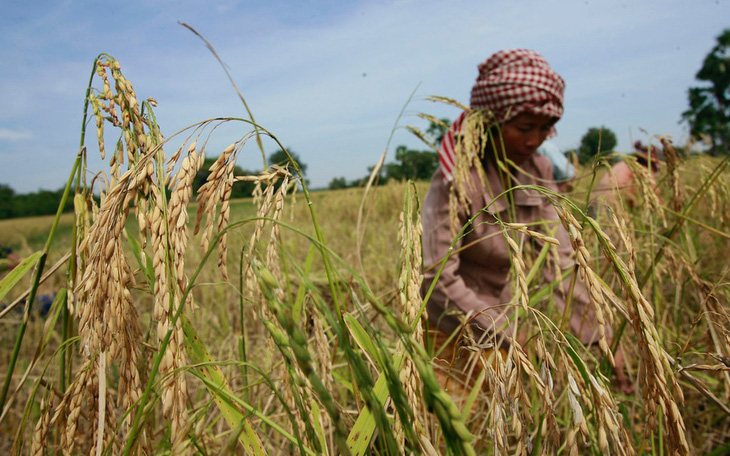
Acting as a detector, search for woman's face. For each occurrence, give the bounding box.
[494,112,557,166]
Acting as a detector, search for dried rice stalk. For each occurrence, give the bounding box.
[624,155,665,225]
[194,142,241,281]
[504,235,530,313]
[50,55,211,454]
[30,391,53,456]
[449,110,493,237]
[310,299,334,449]
[555,207,614,363]
[556,206,690,454]
[660,137,684,212]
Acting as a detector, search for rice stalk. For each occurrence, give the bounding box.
[394,182,431,452]
[555,202,690,455]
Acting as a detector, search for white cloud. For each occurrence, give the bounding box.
[0,128,33,141]
[1,0,730,192]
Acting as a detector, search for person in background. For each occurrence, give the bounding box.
[592,140,662,209]
[0,246,21,271]
[421,49,632,393]
[538,140,575,192]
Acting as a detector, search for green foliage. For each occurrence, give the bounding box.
[0,184,75,220]
[328,177,349,190]
[682,28,730,155]
[383,146,438,182]
[383,117,448,181]
[327,146,438,191]
[426,117,450,146]
[577,126,618,165]
[0,184,14,219]
[326,119,446,191]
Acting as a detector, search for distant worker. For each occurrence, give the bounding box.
[537,140,575,192]
[421,49,632,394]
[0,246,21,271]
[592,141,662,209]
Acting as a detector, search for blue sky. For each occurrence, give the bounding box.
[1,0,728,193]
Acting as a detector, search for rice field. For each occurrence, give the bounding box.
[1,54,729,456]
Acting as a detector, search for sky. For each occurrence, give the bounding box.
[1,0,728,193]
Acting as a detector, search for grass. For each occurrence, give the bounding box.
[0,213,75,254]
[0,52,729,456]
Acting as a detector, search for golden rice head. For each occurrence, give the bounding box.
[88,91,106,160]
[574,210,689,453]
[73,170,149,447]
[536,344,560,452]
[608,202,637,274]
[167,143,203,307]
[507,344,544,455]
[454,111,490,186]
[448,110,493,236]
[49,360,97,454]
[556,207,613,363]
[194,142,241,281]
[480,341,510,454]
[149,181,192,454]
[239,167,289,311]
[504,234,529,312]
[29,391,53,456]
[394,192,430,448]
[588,371,631,455]
[265,167,291,295]
[660,136,684,212]
[624,155,665,226]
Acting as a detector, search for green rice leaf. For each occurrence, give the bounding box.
[563,333,592,387]
[344,313,385,371]
[310,399,328,455]
[181,314,268,456]
[462,368,486,421]
[0,251,42,302]
[346,354,403,455]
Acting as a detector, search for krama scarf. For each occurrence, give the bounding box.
[439,49,565,182]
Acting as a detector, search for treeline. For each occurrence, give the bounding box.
[0,149,305,220]
[0,185,74,219]
[328,145,439,190]
[328,120,448,190]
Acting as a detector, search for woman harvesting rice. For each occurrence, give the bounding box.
[421,49,632,393]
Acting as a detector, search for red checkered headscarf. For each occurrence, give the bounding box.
[439,49,565,181]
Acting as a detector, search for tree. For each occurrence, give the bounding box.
[682,29,730,155]
[7,188,73,218]
[383,146,438,182]
[268,149,307,176]
[577,126,617,165]
[0,184,15,219]
[426,117,451,146]
[328,177,349,190]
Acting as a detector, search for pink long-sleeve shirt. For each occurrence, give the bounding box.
[421,153,604,345]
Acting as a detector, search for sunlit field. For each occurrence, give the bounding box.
[1,53,729,456]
